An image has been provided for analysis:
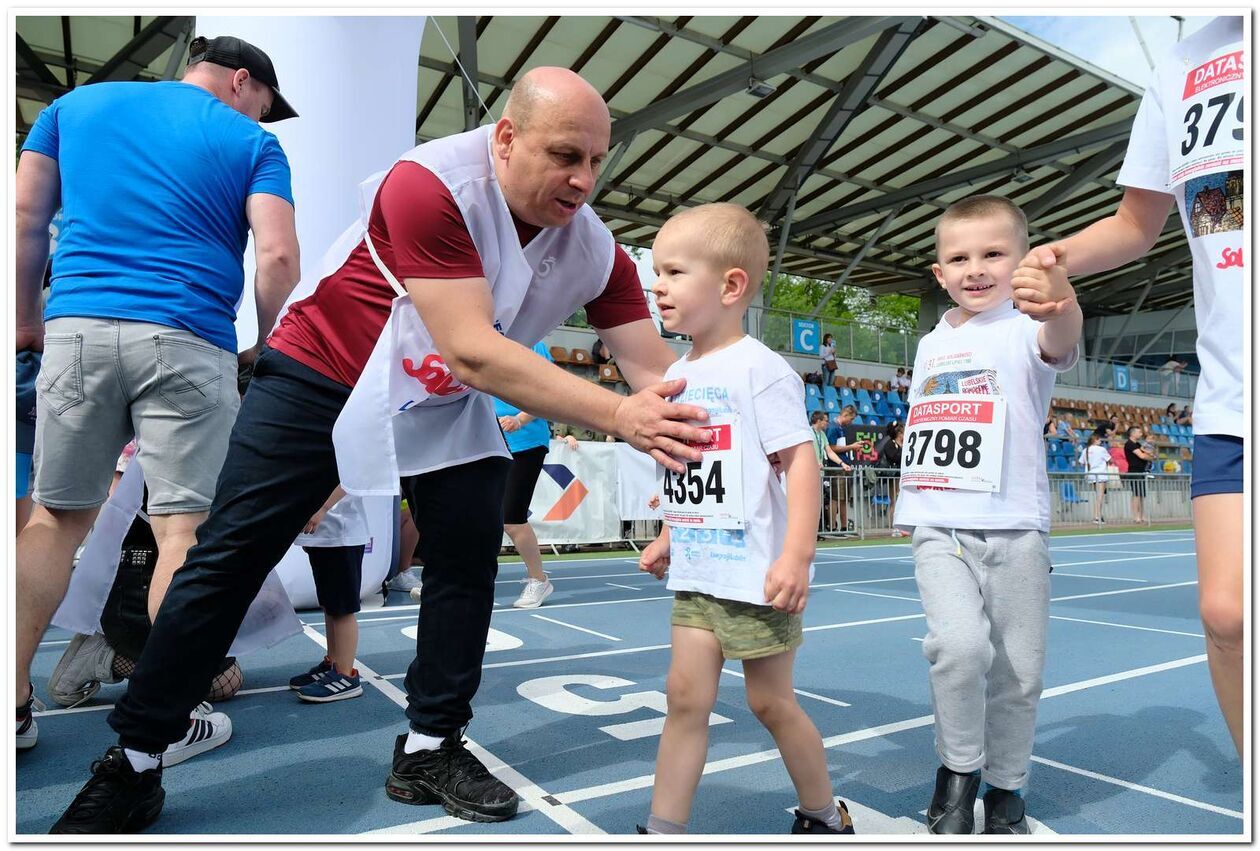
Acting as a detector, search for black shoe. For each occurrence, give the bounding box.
[983,787,1030,834]
[385,731,519,822]
[635,825,648,834]
[926,765,980,834]
[791,799,856,834]
[49,747,164,834]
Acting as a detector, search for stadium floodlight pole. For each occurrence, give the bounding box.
[1128,17,1157,70]
[1126,303,1193,365]
[765,188,799,306]
[808,206,901,319]
[591,132,636,201]
[160,19,192,82]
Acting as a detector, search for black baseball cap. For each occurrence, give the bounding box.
[187,35,297,123]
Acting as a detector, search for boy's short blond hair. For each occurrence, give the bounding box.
[666,203,770,294]
[934,195,1029,255]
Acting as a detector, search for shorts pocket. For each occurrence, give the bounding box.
[155,335,224,418]
[36,333,85,415]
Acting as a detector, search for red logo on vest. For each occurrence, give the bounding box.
[402,354,466,396]
[1217,247,1243,270]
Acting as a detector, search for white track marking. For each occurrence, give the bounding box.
[1030,755,1243,820]
[530,615,621,642]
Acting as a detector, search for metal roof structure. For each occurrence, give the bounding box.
[15,14,1193,317]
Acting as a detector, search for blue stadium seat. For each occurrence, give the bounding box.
[1179,424,1192,436]
[859,401,874,416]
[886,390,902,405]
[851,415,864,426]
[891,404,906,420]
[1059,481,1089,505]
[823,398,838,413]
[823,385,838,407]
[805,383,820,400]
[875,399,891,418]
[805,395,822,413]
[1046,439,1061,456]
[839,387,856,408]
[855,389,872,406]
[1053,456,1071,473]
[871,389,885,405]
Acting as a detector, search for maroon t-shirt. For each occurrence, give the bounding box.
[270,161,648,387]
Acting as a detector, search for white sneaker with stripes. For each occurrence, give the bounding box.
[163,702,232,767]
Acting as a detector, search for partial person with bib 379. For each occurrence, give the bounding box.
[893,196,1080,834]
[48,66,711,833]
[14,35,299,767]
[1018,16,1245,760]
[636,203,856,836]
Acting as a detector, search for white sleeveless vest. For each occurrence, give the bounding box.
[330,126,616,494]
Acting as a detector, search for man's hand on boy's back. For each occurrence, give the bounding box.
[1013,245,1076,320]
[764,556,810,614]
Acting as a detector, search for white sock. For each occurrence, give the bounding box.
[123,748,162,772]
[404,730,446,753]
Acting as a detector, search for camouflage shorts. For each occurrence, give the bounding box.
[671,591,803,660]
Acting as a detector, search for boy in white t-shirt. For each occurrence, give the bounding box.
[893,195,1079,834]
[635,203,853,836]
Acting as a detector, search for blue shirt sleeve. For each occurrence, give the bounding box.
[246,132,294,206]
[22,100,60,160]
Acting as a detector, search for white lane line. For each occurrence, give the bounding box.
[1051,537,1195,550]
[553,653,1210,807]
[1052,580,1198,603]
[363,802,538,835]
[1029,755,1243,820]
[298,625,604,836]
[33,684,293,718]
[495,570,652,585]
[1053,572,1148,583]
[1054,553,1195,568]
[1049,615,1204,638]
[831,588,921,602]
[530,615,621,642]
[605,583,643,592]
[1056,549,1195,558]
[720,667,851,707]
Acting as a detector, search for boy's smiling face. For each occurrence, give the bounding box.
[931,214,1025,321]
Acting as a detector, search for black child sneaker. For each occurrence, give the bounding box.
[982,787,1031,835]
[791,799,856,834]
[926,765,981,834]
[49,747,164,834]
[385,731,519,822]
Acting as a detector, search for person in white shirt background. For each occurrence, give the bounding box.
[1019,15,1244,759]
[1078,434,1112,524]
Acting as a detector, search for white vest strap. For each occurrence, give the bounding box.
[364,230,408,298]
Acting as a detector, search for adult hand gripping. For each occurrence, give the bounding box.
[612,378,711,474]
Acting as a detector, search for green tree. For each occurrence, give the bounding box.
[766,273,918,330]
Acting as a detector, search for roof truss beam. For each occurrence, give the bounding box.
[87,15,192,85]
[609,16,920,145]
[759,19,921,223]
[794,119,1134,235]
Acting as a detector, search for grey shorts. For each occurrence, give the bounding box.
[33,317,240,514]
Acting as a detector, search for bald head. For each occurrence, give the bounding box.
[503,67,609,135]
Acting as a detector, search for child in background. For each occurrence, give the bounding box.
[636,203,854,835]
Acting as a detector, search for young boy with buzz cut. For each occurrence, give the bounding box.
[636,202,854,836]
[893,194,1080,834]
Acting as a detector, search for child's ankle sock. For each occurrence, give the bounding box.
[645,815,687,834]
[797,800,841,831]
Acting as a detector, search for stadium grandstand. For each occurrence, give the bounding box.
[13,14,1236,839]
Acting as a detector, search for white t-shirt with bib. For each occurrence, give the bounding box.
[893,302,1078,533]
[662,336,813,606]
[1116,15,1244,438]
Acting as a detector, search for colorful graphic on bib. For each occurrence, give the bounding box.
[1186,171,1243,237]
[539,464,589,522]
[917,368,1000,398]
[673,526,747,564]
[1183,50,1244,99]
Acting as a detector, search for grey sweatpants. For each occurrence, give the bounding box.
[912,526,1051,790]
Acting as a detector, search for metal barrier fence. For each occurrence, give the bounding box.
[615,470,1192,550]
[820,469,1193,539]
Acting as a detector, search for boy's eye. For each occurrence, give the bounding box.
[986,250,1004,258]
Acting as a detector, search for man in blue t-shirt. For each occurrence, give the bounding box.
[14,35,300,770]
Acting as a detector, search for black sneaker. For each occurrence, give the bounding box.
[926,765,980,834]
[635,825,648,834]
[791,799,856,833]
[385,731,519,822]
[983,787,1030,834]
[49,747,164,834]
